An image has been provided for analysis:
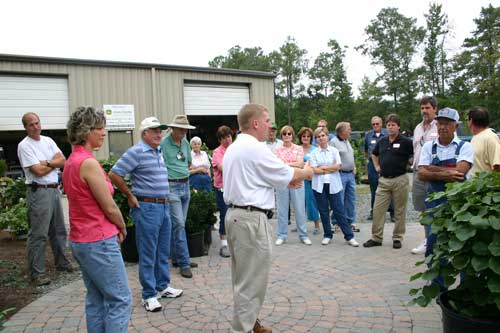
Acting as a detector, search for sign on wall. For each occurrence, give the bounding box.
[103,104,135,130]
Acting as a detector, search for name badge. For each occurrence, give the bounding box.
[393,143,400,148]
[371,140,376,144]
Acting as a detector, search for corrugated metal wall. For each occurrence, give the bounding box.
[0,58,275,159]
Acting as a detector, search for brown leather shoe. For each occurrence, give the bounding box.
[253,319,272,333]
[31,275,51,287]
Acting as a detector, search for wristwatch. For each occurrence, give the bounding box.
[46,160,51,167]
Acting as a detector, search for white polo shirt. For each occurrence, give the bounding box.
[223,133,294,210]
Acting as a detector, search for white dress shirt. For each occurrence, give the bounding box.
[309,146,343,194]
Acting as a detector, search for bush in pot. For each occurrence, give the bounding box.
[410,172,500,329]
[186,189,217,257]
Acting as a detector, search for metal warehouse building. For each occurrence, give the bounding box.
[0,54,276,171]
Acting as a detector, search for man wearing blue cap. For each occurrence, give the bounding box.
[417,107,473,289]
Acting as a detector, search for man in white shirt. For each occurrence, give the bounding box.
[223,103,313,333]
[17,112,71,286]
[411,96,439,255]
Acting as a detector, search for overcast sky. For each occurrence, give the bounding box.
[1,0,497,95]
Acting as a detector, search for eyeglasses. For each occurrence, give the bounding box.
[283,132,293,136]
[372,123,381,126]
[176,150,185,161]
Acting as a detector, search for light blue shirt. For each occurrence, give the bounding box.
[309,146,343,194]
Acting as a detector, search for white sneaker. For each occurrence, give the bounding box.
[142,297,162,312]
[321,237,331,245]
[158,286,183,298]
[347,238,359,247]
[275,238,285,246]
[301,238,312,245]
[412,240,427,255]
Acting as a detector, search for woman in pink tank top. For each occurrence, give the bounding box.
[62,107,132,332]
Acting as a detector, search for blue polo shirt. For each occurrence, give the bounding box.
[111,140,169,198]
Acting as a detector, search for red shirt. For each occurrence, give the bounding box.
[62,145,119,242]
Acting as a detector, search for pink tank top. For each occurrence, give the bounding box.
[62,145,119,242]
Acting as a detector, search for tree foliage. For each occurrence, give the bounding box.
[208,45,273,72]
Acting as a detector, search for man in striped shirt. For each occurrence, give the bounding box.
[110,117,183,313]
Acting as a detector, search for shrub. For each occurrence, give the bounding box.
[0,199,29,237]
[186,189,217,234]
[410,172,500,319]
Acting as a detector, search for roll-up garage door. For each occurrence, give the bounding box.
[0,75,69,131]
[183,84,250,116]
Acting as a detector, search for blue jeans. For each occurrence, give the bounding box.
[215,188,228,236]
[313,184,354,241]
[189,173,212,192]
[276,186,308,240]
[70,236,132,333]
[367,160,394,215]
[304,180,320,222]
[168,181,191,269]
[131,202,172,299]
[332,172,356,225]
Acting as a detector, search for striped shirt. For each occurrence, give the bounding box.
[111,140,169,198]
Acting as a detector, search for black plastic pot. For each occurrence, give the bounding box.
[438,291,500,333]
[187,231,205,258]
[121,225,139,263]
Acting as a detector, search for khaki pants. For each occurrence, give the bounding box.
[226,208,272,333]
[371,174,409,242]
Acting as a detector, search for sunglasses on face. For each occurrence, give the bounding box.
[372,123,381,126]
[282,132,293,136]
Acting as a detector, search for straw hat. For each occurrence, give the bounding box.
[167,115,195,129]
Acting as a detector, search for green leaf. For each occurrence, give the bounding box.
[470,216,490,229]
[472,241,490,255]
[489,257,500,275]
[448,237,465,251]
[444,275,456,287]
[471,256,489,272]
[487,275,500,293]
[420,214,434,226]
[489,216,500,231]
[415,259,425,266]
[493,194,500,203]
[410,272,423,281]
[488,241,500,256]
[455,211,473,222]
[422,284,440,299]
[482,195,492,205]
[422,269,439,281]
[409,288,419,296]
[452,254,470,270]
[455,224,477,241]
[416,295,430,307]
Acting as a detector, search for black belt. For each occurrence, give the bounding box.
[169,178,188,183]
[136,196,169,204]
[382,174,405,179]
[229,205,273,218]
[28,183,58,188]
[339,170,353,173]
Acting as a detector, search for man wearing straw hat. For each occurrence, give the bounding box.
[160,115,198,278]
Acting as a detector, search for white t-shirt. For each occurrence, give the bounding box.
[17,135,61,184]
[223,133,294,210]
[418,137,474,179]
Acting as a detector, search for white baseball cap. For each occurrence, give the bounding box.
[139,117,168,133]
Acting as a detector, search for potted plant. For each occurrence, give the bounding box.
[100,159,138,262]
[410,172,500,332]
[186,189,217,257]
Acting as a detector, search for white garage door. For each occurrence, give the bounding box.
[0,75,69,131]
[183,84,250,116]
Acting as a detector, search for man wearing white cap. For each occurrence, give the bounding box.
[160,115,198,278]
[110,117,183,312]
[417,107,473,290]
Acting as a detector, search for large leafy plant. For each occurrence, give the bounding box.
[410,172,500,319]
[99,159,133,226]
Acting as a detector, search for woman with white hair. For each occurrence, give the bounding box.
[189,136,212,192]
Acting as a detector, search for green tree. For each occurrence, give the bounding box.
[422,2,450,96]
[271,36,308,125]
[208,45,273,72]
[357,7,425,128]
[457,5,500,127]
